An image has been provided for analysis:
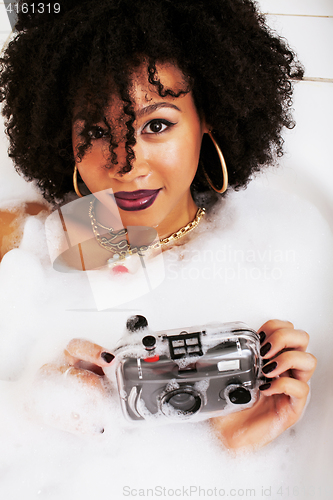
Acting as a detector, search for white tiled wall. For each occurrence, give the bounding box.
[265,15,333,80]
[255,0,333,231]
[0,1,332,226]
[258,0,333,17]
[0,3,11,49]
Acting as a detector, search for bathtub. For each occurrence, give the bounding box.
[0,6,332,499]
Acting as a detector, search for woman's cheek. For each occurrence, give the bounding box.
[169,142,199,182]
[160,148,188,186]
[78,150,107,183]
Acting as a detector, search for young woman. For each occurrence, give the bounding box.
[0,0,317,450]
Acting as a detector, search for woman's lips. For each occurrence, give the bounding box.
[113,189,161,211]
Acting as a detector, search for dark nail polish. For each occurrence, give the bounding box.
[259,383,271,391]
[262,361,277,374]
[259,331,266,343]
[260,342,271,357]
[101,352,114,363]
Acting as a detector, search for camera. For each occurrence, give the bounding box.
[115,316,262,423]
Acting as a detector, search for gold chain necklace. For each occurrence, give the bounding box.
[88,199,205,262]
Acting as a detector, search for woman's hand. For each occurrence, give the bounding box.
[210,320,317,452]
[41,338,115,391]
[32,339,116,434]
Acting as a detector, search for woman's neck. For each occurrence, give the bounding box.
[153,196,198,240]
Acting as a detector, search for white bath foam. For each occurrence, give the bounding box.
[0,183,332,499]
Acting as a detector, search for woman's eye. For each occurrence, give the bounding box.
[142,119,175,135]
[86,126,109,140]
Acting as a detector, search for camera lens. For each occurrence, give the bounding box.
[168,393,197,411]
[161,387,202,417]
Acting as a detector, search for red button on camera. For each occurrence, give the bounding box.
[143,355,160,363]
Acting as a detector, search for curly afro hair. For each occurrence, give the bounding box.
[0,0,303,204]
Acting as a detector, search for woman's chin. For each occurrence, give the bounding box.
[118,210,164,231]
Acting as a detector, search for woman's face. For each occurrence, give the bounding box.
[72,63,208,236]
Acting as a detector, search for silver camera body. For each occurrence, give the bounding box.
[115,319,262,423]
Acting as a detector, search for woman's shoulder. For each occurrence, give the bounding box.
[0,202,49,260]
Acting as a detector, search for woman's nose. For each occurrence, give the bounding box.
[109,142,150,182]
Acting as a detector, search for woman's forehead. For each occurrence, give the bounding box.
[73,62,189,124]
[131,62,187,94]
[119,62,188,109]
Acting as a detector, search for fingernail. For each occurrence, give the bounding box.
[259,331,266,343]
[262,361,277,374]
[260,342,271,357]
[101,352,114,363]
[259,383,271,391]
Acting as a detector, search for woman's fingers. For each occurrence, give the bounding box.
[261,350,317,382]
[259,376,310,421]
[258,319,294,338]
[41,362,108,394]
[64,339,114,369]
[259,328,310,359]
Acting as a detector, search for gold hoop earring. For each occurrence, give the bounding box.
[73,164,84,198]
[202,131,228,194]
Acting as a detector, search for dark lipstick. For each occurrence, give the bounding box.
[113,189,161,211]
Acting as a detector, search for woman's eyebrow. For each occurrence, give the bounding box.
[136,102,181,118]
[71,102,181,124]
